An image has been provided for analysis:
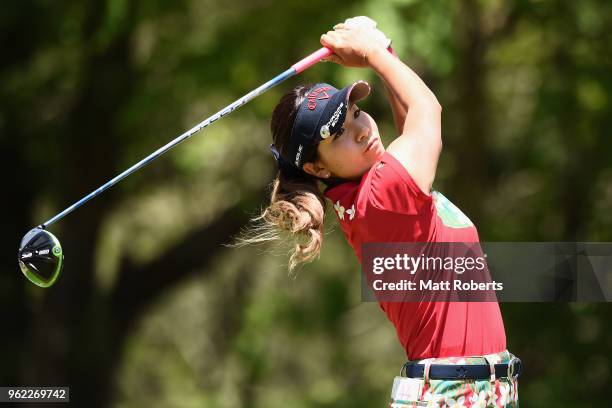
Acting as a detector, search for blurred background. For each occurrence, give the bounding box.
[2,0,612,406]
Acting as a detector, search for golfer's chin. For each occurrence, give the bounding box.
[365,140,385,164]
[351,153,386,180]
[332,144,386,180]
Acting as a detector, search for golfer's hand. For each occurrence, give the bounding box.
[320,23,387,68]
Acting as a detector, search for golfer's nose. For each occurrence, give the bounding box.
[355,125,369,143]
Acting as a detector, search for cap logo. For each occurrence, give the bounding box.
[327,102,344,128]
[320,125,330,139]
[319,102,344,139]
[307,86,331,110]
[294,144,303,166]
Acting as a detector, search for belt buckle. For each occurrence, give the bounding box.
[401,362,415,377]
[455,365,468,379]
[507,357,522,381]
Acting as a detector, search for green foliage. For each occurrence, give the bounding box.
[2,0,612,406]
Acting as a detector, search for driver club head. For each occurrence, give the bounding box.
[18,227,63,288]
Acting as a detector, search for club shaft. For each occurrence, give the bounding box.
[42,68,297,228]
[40,47,334,229]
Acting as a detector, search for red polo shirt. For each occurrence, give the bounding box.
[324,151,506,360]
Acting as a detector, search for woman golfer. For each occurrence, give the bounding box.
[249,20,521,407]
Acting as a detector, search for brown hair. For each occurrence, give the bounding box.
[235,84,327,272]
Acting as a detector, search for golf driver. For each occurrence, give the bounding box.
[18,46,334,288]
[19,22,395,289]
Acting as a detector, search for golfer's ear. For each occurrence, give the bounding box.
[303,162,330,179]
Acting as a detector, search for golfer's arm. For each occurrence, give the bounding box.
[368,47,442,194]
[383,79,407,135]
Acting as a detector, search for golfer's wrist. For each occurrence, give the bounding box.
[366,45,394,69]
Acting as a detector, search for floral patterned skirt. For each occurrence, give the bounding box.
[390,349,519,407]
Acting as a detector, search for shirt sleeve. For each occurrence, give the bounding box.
[367,151,433,215]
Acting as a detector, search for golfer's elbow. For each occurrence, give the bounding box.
[424,94,442,113]
[429,99,443,119]
[418,88,442,112]
[401,101,443,153]
[422,103,443,151]
[435,94,442,110]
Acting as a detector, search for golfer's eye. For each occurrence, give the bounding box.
[354,108,361,119]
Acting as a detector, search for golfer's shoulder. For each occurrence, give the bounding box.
[366,151,434,216]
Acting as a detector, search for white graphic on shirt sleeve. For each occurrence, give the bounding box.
[333,201,345,220]
[334,201,356,221]
[346,204,355,221]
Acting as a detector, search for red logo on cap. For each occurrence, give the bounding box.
[307,86,331,110]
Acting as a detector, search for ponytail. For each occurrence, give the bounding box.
[235,84,327,272]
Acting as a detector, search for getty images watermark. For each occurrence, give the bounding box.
[361,242,612,302]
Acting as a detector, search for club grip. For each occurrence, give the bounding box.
[292,45,397,74]
[292,47,333,74]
